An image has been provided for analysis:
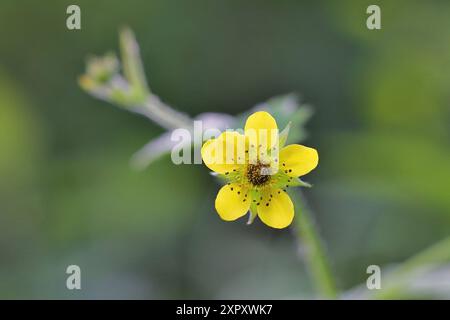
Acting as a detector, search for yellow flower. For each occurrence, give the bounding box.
[201,111,318,229]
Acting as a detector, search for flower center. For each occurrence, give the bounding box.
[246,162,271,186]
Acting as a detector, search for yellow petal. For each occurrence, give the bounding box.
[279,144,318,177]
[244,111,279,155]
[215,183,251,221]
[201,131,246,174]
[257,189,294,229]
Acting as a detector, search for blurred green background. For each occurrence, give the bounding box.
[1,0,449,299]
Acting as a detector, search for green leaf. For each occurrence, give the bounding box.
[119,27,149,103]
[278,122,291,148]
[247,205,258,225]
[292,178,312,188]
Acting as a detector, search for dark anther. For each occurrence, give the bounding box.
[246,162,271,186]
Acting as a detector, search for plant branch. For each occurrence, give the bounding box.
[290,190,339,299]
[372,235,450,299]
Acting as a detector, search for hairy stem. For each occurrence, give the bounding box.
[133,95,194,131]
[290,190,338,299]
[119,28,193,130]
[372,235,450,299]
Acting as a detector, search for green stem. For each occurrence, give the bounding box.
[119,27,193,130]
[290,190,338,299]
[372,235,450,299]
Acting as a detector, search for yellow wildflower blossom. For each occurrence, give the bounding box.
[201,111,318,229]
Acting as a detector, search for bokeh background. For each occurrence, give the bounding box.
[1,0,450,299]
